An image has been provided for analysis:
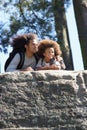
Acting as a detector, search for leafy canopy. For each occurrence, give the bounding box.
[0,0,70,52]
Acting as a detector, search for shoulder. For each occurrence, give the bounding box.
[12,53,20,59]
[36,58,43,66]
[37,58,43,63]
[8,52,21,63]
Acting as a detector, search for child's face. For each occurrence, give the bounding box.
[43,47,55,60]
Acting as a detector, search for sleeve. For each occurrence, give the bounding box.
[35,58,43,68]
[6,53,20,72]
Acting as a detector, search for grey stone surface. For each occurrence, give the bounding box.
[0,70,87,130]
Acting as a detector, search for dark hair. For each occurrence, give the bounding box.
[38,39,62,58]
[10,33,38,50]
[38,43,54,58]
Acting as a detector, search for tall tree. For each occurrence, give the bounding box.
[73,0,87,69]
[52,0,73,69]
[0,0,73,69]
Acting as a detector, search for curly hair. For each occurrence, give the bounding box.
[38,39,62,58]
[10,33,38,50]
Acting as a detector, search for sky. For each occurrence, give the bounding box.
[0,46,12,73]
[0,0,84,73]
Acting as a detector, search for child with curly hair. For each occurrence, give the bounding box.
[36,39,66,70]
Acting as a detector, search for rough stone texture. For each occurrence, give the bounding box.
[0,70,87,130]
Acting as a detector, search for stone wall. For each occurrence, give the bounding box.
[0,70,87,130]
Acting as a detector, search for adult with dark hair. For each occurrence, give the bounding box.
[5,33,39,72]
[36,39,66,70]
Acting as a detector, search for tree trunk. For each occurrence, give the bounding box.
[73,0,87,69]
[52,0,73,70]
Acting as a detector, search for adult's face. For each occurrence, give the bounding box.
[25,39,39,55]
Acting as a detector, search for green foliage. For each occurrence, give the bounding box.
[0,0,70,52]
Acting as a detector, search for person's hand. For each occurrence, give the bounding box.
[56,55,63,61]
[56,55,66,70]
[21,67,34,71]
[25,67,34,71]
[50,64,61,70]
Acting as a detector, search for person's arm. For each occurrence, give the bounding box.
[56,55,66,70]
[35,59,60,70]
[6,53,34,72]
[21,67,34,71]
[36,64,60,70]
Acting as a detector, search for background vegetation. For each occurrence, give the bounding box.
[0,0,87,69]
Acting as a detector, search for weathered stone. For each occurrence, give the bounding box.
[0,70,87,130]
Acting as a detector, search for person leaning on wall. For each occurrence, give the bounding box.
[4,33,40,72]
[35,39,66,70]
